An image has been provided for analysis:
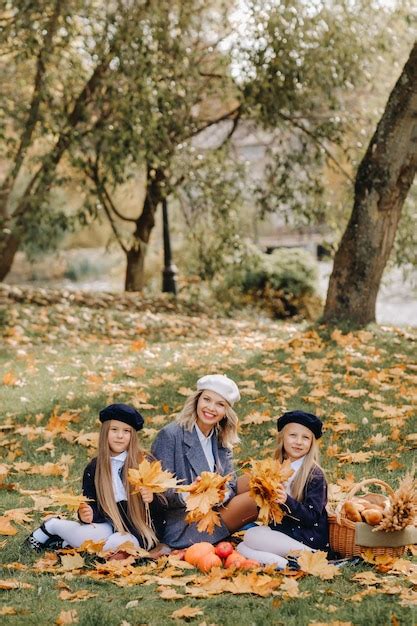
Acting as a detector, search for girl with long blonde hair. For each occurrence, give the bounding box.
[151,374,258,548]
[237,410,329,569]
[26,404,165,556]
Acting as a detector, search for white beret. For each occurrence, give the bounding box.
[196,374,240,406]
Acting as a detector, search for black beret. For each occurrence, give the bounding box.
[99,403,144,431]
[277,410,323,439]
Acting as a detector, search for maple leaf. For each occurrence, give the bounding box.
[49,492,92,511]
[29,462,66,477]
[55,609,79,625]
[0,608,18,616]
[337,450,374,464]
[226,572,282,597]
[0,579,33,590]
[74,431,99,449]
[128,459,178,494]
[297,551,340,580]
[3,507,33,524]
[59,589,97,602]
[246,458,294,525]
[0,516,17,536]
[60,553,85,571]
[280,577,302,598]
[158,587,186,600]
[171,606,204,620]
[178,472,231,534]
[78,539,106,554]
[241,411,272,426]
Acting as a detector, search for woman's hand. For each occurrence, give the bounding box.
[139,487,154,504]
[78,502,93,523]
[274,484,288,505]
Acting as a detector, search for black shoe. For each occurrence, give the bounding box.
[286,555,300,570]
[23,523,64,553]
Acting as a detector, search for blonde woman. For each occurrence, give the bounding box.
[26,404,165,556]
[151,374,258,548]
[237,411,329,569]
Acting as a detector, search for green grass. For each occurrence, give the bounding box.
[0,302,416,625]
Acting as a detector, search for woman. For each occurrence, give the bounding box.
[151,374,258,548]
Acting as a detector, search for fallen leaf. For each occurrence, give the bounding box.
[0,516,17,535]
[60,553,85,571]
[171,606,204,620]
[56,609,79,625]
[297,551,340,580]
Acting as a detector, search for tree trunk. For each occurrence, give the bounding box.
[324,43,417,326]
[0,233,20,281]
[125,167,165,291]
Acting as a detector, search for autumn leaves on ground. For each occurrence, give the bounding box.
[0,299,416,626]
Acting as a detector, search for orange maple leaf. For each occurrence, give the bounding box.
[49,493,92,511]
[0,516,17,536]
[297,550,340,580]
[246,458,294,525]
[171,606,204,619]
[178,472,231,534]
[128,459,178,494]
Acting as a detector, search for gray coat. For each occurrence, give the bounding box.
[151,421,237,548]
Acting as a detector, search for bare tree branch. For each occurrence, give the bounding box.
[278,111,354,183]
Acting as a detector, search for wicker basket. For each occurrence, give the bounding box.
[328,478,406,558]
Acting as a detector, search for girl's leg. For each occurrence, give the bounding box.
[43,518,113,548]
[243,525,315,557]
[102,532,140,553]
[219,492,258,532]
[236,541,288,569]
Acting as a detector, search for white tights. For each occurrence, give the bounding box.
[237,525,314,569]
[44,517,140,552]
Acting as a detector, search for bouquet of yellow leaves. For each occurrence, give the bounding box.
[246,458,294,525]
[178,471,231,534]
[128,459,179,494]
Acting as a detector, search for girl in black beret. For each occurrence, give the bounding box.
[237,410,329,568]
[25,404,167,557]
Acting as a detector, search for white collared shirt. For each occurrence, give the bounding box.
[111,450,127,502]
[195,424,215,472]
[284,456,305,494]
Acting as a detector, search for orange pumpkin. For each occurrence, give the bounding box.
[225,551,248,569]
[239,559,260,570]
[184,542,215,566]
[196,552,222,572]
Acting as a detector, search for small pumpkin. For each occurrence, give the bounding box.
[196,552,222,572]
[224,551,248,569]
[239,559,260,570]
[184,542,215,566]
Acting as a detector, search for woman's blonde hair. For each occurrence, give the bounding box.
[274,425,325,502]
[176,390,239,449]
[95,421,157,549]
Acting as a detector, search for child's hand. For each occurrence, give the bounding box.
[139,487,154,504]
[274,484,287,505]
[78,502,93,523]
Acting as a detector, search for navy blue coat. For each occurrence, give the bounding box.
[81,458,165,547]
[270,466,330,551]
[151,422,237,548]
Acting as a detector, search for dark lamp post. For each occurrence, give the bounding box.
[162,197,178,295]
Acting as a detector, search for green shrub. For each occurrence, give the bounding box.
[216,244,321,320]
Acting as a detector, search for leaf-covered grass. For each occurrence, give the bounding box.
[0,302,416,625]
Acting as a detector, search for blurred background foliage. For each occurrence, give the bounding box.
[0,0,416,317]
